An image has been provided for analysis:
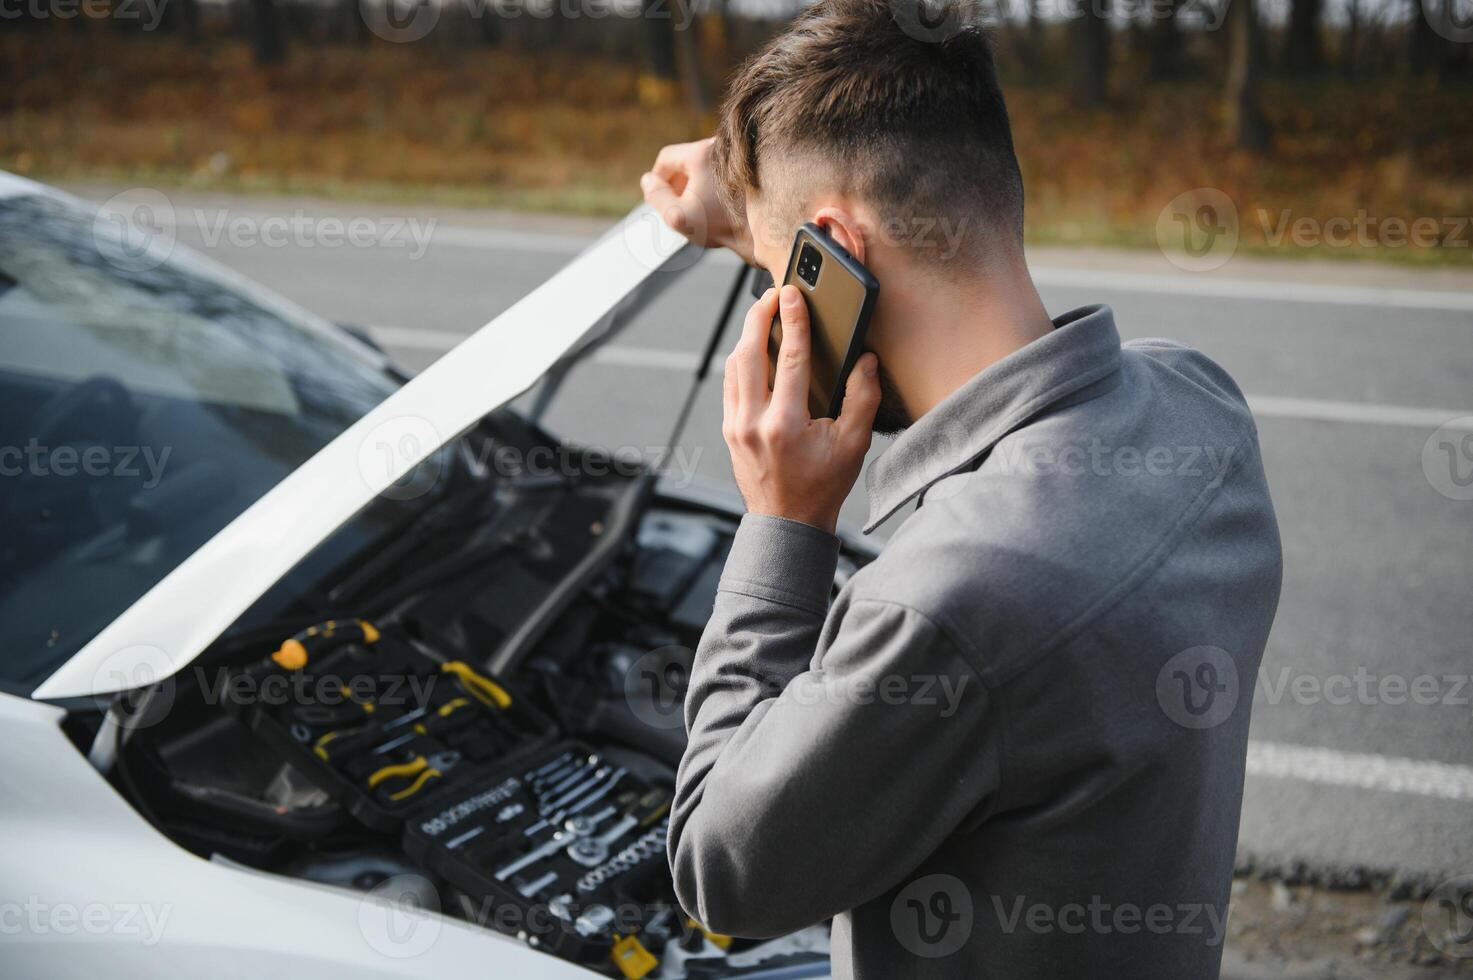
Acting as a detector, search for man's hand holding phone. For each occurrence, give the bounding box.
[724,285,880,535]
[640,138,756,264]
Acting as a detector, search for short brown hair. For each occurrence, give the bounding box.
[714,0,1024,260]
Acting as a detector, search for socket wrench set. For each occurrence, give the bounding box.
[230,619,556,832]
[404,741,675,963]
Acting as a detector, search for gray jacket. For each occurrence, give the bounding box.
[668,305,1283,979]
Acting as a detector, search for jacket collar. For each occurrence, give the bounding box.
[863,304,1124,532]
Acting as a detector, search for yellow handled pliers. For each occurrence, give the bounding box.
[440,661,513,710]
[367,755,442,802]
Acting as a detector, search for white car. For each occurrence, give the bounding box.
[0,174,871,978]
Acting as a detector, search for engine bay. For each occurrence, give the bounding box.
[96,489,836,979]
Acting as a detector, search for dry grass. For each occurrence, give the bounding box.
[4,31,1470,265]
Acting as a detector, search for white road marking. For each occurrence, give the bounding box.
[369,329,710,372]
[427,232,1473,313]
[200,208,1470,312]
[167,208,596,257]
[421,225,596,255]
[1029,266,1473,314]
[589,346,707,372]
[1246,741,1473,803]
[370,329,1471,431]
[1247,396,1473,431]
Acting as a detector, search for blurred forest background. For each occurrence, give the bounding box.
[2,0,1470,262]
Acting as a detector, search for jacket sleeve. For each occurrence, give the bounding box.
[668,514,998,938]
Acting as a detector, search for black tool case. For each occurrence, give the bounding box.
[225,619,557,832]
[228,619,678,973]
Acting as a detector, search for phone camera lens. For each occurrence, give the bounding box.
[797,243,822,288]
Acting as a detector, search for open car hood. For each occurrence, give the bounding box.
[33,207,701,700]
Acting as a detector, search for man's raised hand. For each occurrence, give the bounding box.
[640,138,755,265]
[722,285,880,534]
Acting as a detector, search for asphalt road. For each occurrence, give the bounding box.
[68,185,1473,903]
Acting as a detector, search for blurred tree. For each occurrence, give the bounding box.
[1227,0,1270,149]
[251,0,288,65]
[1021,0,1046,78]
[1429,2,1473,76]
[478,1,503,46]
[1284,0,1325,72]
[673,0,712,113]
[1073,0,1111,105]
[340,0,370,44]
[641,0,710,113]
[1147,0,1184,79]
[153,0,200,39]
[1341,0,1358,76]
[641,0,680,101]
[1406,0,1446,73]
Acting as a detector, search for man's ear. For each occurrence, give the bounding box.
[812,206,866,265]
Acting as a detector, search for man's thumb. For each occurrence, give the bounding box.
[640,172,692,237]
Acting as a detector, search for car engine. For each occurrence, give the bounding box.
[103,500,836,979]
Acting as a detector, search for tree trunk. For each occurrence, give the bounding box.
[478,5,502,46]
[639,0,680,105]
[1227,0,1270,150]
[643,0,679,76]
[251,0,288,66]
[1147,0,1183,79]
[1025,0,1048,79]
[1408,0,1438,73]
[341,0,369,44]
[672,0,711,114]
[1072,0,1110,106]
[1341,0,1357,77]
[155,0,199,38]
[1284,0,1324,73]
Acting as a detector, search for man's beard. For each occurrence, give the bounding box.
[871,362,913,436]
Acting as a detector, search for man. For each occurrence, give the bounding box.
[640,1,1282,976]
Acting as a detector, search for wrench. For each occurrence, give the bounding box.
[493,805,616,881]
[531,761,581,792]
[541,766,612,813]
[566,769,628,817]
[524,768,627,836]
[539,759,601,802]
[517,870,558,898]
[494,833,574,881]
[566,813,638,867]
[525,751,574,780]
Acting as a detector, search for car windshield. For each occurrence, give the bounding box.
[0,192,398,690]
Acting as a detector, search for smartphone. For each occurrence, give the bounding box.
[766,223,880,419]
